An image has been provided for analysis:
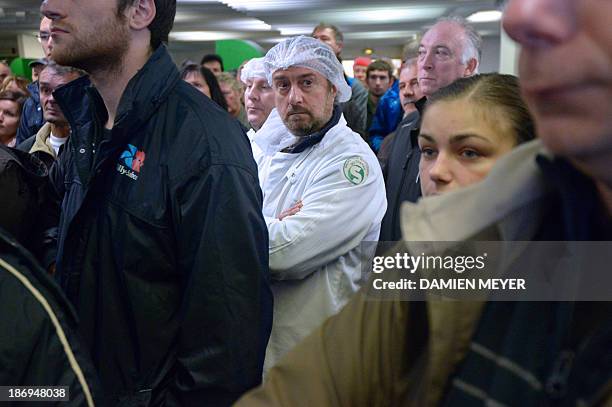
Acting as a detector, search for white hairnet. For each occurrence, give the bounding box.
[240,57,267,84]
[263,36,352,103]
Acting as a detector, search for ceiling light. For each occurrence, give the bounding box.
[467,10,502,23]
[276,26,313,36]
[170,31,241,41]
[315,6,446,24]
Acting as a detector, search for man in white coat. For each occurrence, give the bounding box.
[240,57,276,143]
[256,36,387,372]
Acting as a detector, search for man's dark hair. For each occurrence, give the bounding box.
[366,60,394,80]
[117,0,176,49]
[200,54,224,71]
[311,23,344,44]
[179,64,228,111]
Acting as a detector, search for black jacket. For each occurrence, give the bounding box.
[0,227,101,406]
[378,102,424,242]
[47,45,272,406]
[16,81,44,145]
[0,144,49,259]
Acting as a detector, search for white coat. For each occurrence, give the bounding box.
[253,108,387,372]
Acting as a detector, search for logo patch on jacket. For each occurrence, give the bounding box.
[117,144,146,180]
[343,156,368,185]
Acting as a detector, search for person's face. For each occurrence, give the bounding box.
[312,28,342,57]
[418,22,476,96]
[367,69,391,98]
[3,81,22,94]
[353,65,367,85]
[0,100,20,143]
[399,64,422,113]
[272,66,337,137]
[31,65,45,82]
[244,77,275,131]
[503,0,612,162]
[419,98,517,196]
[41,0,130,73]
[203,61,222,76]
[184,71,211,98]
[0,64,10,84]
[39,17,53,58]
[39,69,79,126]
[220,82,242,116]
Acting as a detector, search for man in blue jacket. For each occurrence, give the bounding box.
[41,0,272,405]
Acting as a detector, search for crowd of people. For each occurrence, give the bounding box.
[0,0,610,405]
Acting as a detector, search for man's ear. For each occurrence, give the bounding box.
[464,57,478,76]
[129,0,156,31]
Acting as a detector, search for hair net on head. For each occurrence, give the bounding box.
[240,57,267,84]
[263,35,352,103]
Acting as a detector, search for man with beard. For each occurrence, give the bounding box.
[40,0,272,405]
[254,36,386,373]
[237,0,612,405]
[15,17,53,144]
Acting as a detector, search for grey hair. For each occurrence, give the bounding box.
[433,16,482,72]
[41,61,86,78]
[401,57,418,72]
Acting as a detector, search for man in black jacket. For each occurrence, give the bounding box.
[41,0,272,405]
[15,17,53,145]
[0,144,101,406]
[379,16,481,241]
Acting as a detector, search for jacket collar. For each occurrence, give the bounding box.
[401,139,552,251]
[54,45,180,142]
[282,104,342,154]
[30,122,54,157]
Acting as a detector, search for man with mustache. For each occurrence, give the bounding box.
[254,36,386,373]
[237,0,612,405]
[40,0,272,405]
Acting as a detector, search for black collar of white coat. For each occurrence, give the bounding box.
[282,104,342,154]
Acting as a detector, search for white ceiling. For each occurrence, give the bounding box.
[0,0,503,58]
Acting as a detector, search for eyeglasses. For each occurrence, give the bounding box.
[37,32,51,43]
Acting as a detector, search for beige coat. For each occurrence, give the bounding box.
[236,140,612,406]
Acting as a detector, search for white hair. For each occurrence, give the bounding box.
[433,16,482,72]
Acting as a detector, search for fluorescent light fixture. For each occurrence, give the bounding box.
[221,1,327,12]
[224,19,272,31]
[345,30,417,40]
[276,26,314,36]
[170,31,240,41]
[316,6,446,24]
[467,10,502,23]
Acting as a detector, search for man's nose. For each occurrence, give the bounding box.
[503,0,577,48]
[288,86,304,104]
[419,50,435,71]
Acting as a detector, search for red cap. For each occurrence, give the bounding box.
[353,57,372,67]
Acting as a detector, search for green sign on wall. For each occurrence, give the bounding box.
[215,40,264,71]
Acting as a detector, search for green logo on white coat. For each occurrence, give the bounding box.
[343,156,368,185]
